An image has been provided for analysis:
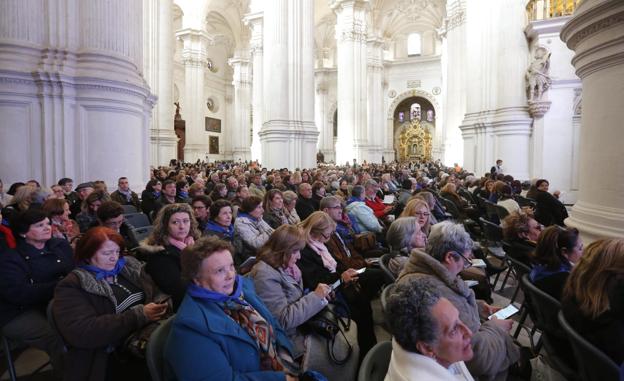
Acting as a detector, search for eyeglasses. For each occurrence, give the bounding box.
[328,205,342,210]
[452,251,472,269]
[413,212,431,217]
[319,231,332,240]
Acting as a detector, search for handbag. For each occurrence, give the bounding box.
[353,232,376,253]
[301,301,353,365]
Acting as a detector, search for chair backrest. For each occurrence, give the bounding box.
[438,197,461,220]
[124,212,151,228]
[480,217,503,243]
[379,253,398,283]
[357,341,393,381]
[484,200,500,224]
[121,204,138,214]
[146,316,175,381]
[557,311,620,381]
[515,195,536,208]
[507,255,532,279]
[131,226,154,244]
[495,204,510,220]
[380,284,395,315]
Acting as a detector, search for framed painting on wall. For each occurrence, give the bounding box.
[209,136,219,154]
[205,117,221,133]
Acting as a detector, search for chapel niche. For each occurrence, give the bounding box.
[393,96,435,162]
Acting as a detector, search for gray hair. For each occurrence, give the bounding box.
[282,190,298,205]
[426,221,474,262]
[319,195,341,210]
[386,217,418,251]
[351,185,365,199]
[385,279,441,353]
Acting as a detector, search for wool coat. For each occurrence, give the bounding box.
[141,243,188,311]
[233,216,274,265]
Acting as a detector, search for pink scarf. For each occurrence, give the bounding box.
[308,239,337,273]
[283,264,302,283]
[168,235,195,251]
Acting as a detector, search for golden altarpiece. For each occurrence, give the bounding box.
[395,118,433,162]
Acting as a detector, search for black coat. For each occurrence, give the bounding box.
[295,197,316,221]
[534,190,568,226]
[142,244,187,311]
[0,238,74,327]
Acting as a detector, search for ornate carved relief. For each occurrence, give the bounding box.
[564,11,624,50]
[573,88,582,116]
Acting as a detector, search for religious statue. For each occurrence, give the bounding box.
[526,46,552,102]
[174,102,181,120]
[410,103,421,120]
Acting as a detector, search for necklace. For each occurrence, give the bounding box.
[109,276,132,295]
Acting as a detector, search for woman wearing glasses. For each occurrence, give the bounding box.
[396,221,524,380]
[399,198,432,234]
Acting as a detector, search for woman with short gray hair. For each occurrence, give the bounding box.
[385,217,427,276]
[385,279,475,380]
[397,221,522,380]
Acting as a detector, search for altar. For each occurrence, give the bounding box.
[394,118,433,162]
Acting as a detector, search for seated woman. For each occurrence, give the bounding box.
[140,179,162,217]
[529,226,582,300]
[397,221,523,380]
[386,217,427,277]
[385,278,475,381]
[54,227,169,381]
[533,179,568,226]
[249,225,330,360]
[1,184,37,223]
[413,191,444,224]
[141,203,201,310]
[282,190,302,225]
[233,196,274,266]
[496,184,520,215]
[42,198,80,243]
[208,183,228,202]
[0,210,73,377]
[502,211,543,266]
[263,189,289,229]
[562,238,624,365]
[205,199,234,242]
[76,190,111,233]
[297,211,377,358]
[439,183,476,220]
[165,236,299,381]
[399,198,432,234]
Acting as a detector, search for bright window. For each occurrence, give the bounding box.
[407,33,422,56]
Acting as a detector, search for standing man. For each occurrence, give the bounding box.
[490,159,504,176]
[110,177,140,210]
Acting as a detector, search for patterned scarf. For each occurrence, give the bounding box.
[308,239,337,273]
[188,277,283,372]
[117,188,133,203]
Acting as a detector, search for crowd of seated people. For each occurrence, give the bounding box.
[0,159,619,381]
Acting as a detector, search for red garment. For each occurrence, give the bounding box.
[0,224,16,249]
[365,196,387,218]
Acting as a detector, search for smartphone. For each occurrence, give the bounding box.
[355,268,366,274]
[156,296,172,305]
[488,304,519,320]
[330,279,341,291]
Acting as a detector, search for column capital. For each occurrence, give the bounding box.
[329,0,370,12]
[176,28,213,67]
[243,11,264,55]
[228,57,251,86]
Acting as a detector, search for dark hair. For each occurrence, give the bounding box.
[502,212,534,240]
[42,198,69,217]
[532,226,579,270]
[351,185,364,198]
[180,236,235,283]
[58,178,73,186]
[175,180,188,191]
[209,199,232,220]
[96,201,124,222]
[191,195,212,208]
[162,179,176,189]
[311,181,325,195]
[240,196,263,213]
[7,182,25,196]
[145,179,161,192]
[263,189,283,210]
[75,227,125,264]
[118,177,128,183]
[536,179,549,188]
[10,209,48,237]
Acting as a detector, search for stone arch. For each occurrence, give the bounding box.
[387,89,440,120]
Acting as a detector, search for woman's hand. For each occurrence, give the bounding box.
[314,283,331,299]
[490,316,513,331]
[143,302,168,321]
[341,268,359,284]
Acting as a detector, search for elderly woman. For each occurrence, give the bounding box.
[385,279,474,381]
[141,203,201,310]
[397,221,523,380]
[263,189,289,229]
[297,211,376,357]
[205,199,234,242]
[42,198,80,243]
[0,209,73,377]
[165,237,299,381]
[562,238,624,365]
[502,211,543,266]
[53,227,169,381]
[529,226,582,300]
[282,190,301,225]
[386,217,428,276]
[249,225,331,360]
[76,190,111,233]
[233,196,274,266]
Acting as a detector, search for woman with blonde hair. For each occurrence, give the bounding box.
[282,190,301,225]
[140,203,201,310]
[400,198,432,234]
[297,211,377,358]
[1,185,38,222]
[562,238,624,364]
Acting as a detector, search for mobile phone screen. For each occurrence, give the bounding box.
[355,268,366,274]
[330,279,341,291]
[488,304,519,320]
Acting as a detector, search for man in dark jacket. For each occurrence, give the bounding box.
[295,182,316,221]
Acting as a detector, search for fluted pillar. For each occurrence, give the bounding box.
[244,12,263,162]
[144,0,177,166]
[177,28,211,162]
[0,0,153,189]
[459,0,532,178]
[367,35,384,163]
[229,56,252,162]
[561,0,624,241]
[331,0,369,165]
[260,0,318,170]
[315,69,333,162]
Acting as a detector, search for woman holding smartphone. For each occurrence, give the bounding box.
[54,227,170,381]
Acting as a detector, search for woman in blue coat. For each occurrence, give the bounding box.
[165,236,298,381]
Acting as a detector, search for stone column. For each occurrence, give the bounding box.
[367,35,384,163]
[260,0,318,170]
[229,56,252,162]
[0,0,153,189]
[244,12,263,162]
[561,0,624,240]
[177,28,211,162]
[143,0,177,166]
[315,69,333,162]
[331,0,369,165]
[459,0,532,179]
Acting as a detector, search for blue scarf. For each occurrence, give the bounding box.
[187,275,248,307]
[206,220,234,239]
[529,261,572,283]
[237,212,258,222]
[178,191,189,199]
[152,191,161,199]
[79,257,127,280]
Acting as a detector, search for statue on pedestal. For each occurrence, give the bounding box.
[526,46,552,102]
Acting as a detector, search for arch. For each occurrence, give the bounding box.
[387,89,439,120]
